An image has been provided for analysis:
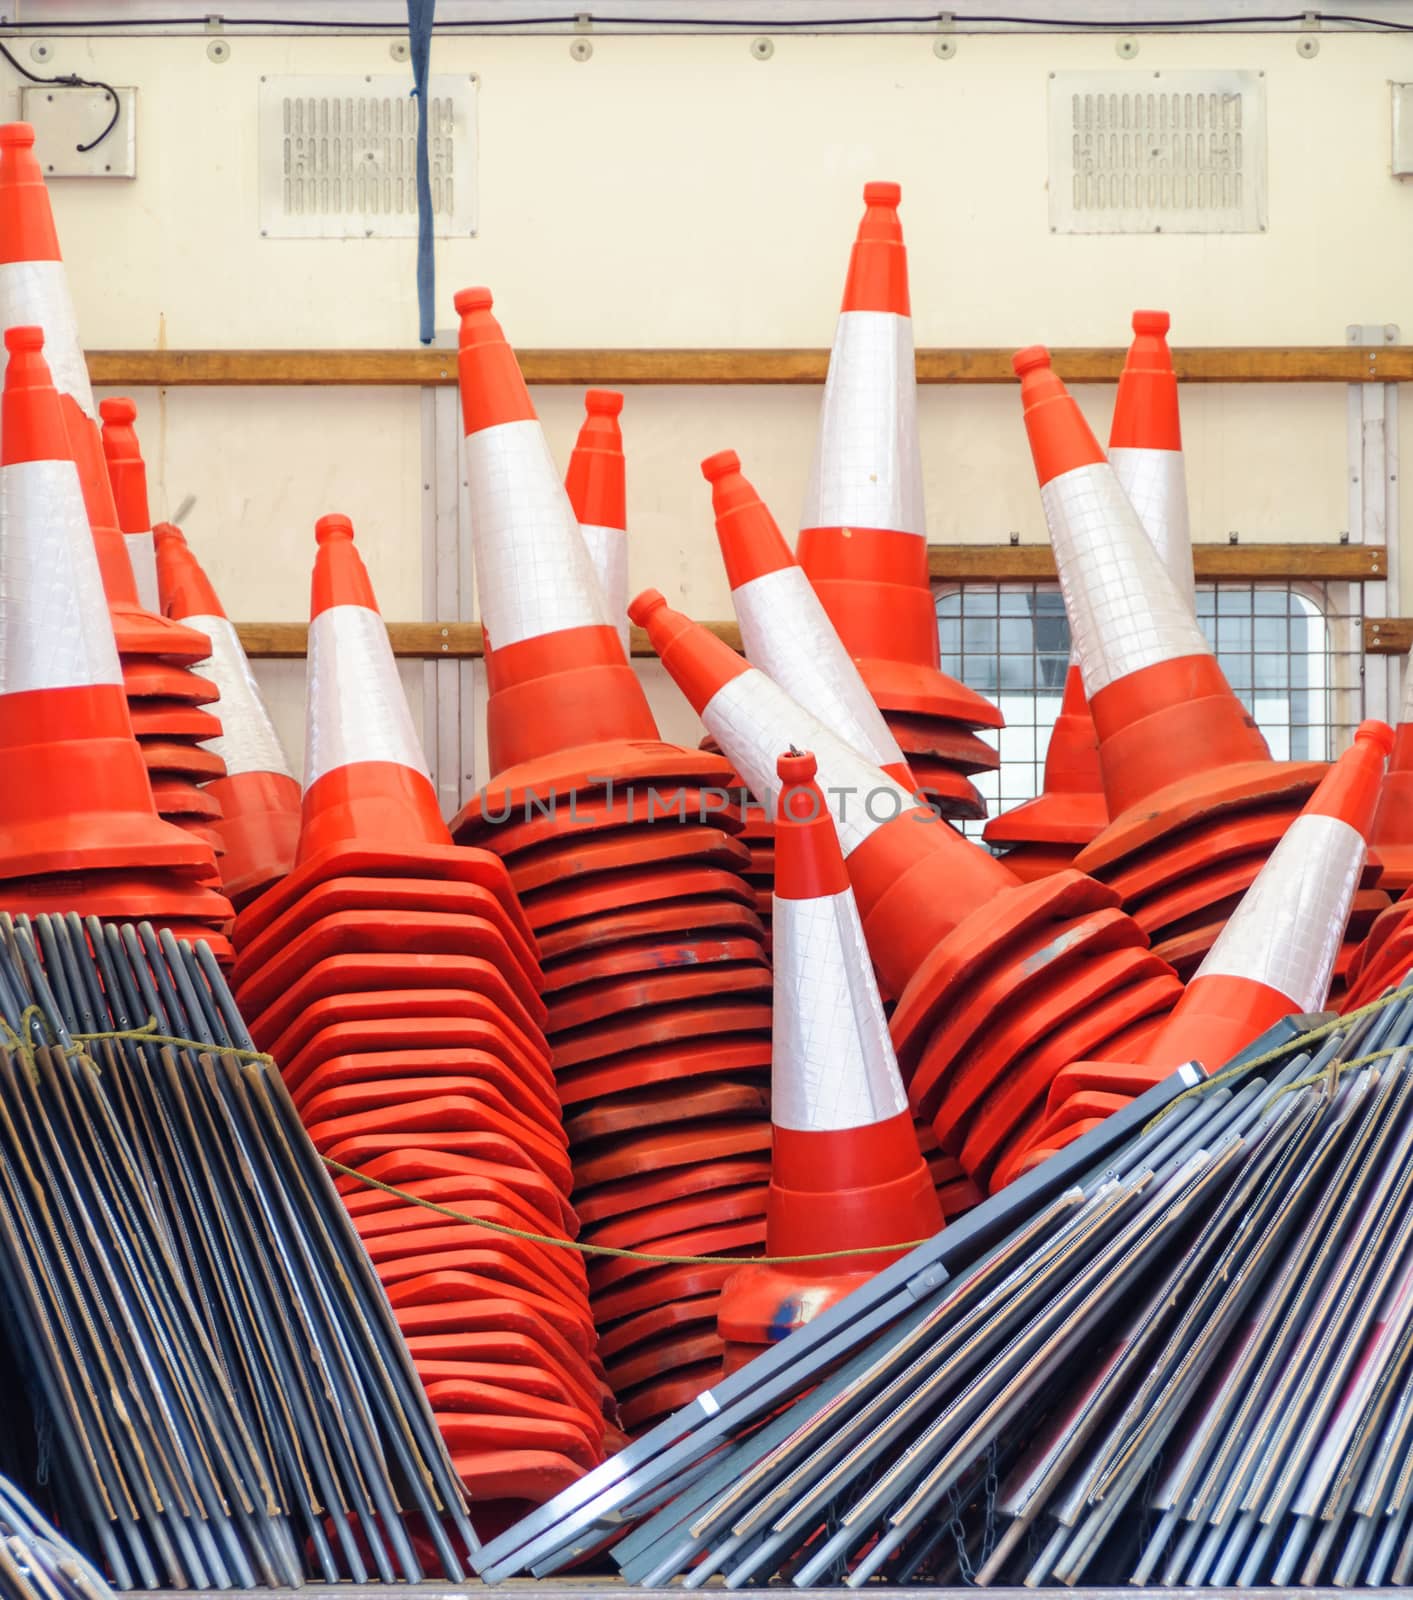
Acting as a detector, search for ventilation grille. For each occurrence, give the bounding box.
[258,74,476,239]
[1049,70,1265,234]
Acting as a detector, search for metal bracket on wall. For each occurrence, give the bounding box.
[420,385,478,815]
[1348,323,1401,723]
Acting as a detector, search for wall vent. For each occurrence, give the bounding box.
[1048,70,1266,234]
[258,74,476,239]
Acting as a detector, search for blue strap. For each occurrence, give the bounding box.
[406,0,436,345]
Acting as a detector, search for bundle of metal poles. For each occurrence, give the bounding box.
[0,1473,118,1600]
[477,978,1413,1588]
[0,913,478,1589]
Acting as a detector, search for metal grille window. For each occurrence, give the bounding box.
[937,581,1364,841]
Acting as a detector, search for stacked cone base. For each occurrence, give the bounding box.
[455,746,770,1435]
[701,737,774,947]
[885,869,1183,1193]
[232,840,608,1521]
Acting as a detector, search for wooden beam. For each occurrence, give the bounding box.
[235,619,744,659]
[86,346,1413,389]
[1366,619,1413,654]
[929,543,1388,583]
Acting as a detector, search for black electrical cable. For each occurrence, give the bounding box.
[0,40,119,151]
[2,7,1413,26]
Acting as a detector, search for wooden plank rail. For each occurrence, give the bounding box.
[86,346,1413,388]
[1366,620,1413,654]
[231,543,1387,660]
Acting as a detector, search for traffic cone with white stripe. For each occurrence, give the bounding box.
[796,183,1002,821]
[0,326,233,954]
[1011,720,1391,1177]
[564,390,629,654]
[230,512,609,1511]
[631,588,1182,1195]
[717,749,940,1370]
[1015,345,1345,988]
[96,396,235,855]
[152,521,301,907]
[450,288,770,1434]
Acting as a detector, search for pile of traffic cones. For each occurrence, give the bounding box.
[0,119,235,952]
[796,182,1003,823]
[632,588,1184,1197]
[96,396,234,862]
[717,749,942,1371]
[701,445,975,1211]
[0,328,233,955]
[1014,719,1391,1173]
[230,513,608,1517]
[448,289,770,1434]
[1015,346,1382,1020]
[154,522,302,908]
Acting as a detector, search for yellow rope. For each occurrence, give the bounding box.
[13,984,1413,1269]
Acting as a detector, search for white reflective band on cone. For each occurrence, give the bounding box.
[186,613,296,780]
[578,521,629,653]
[733,565,907,771]
[772,886,909,1132]
[1108,445,1195,611]
[465,419,613,650]
[703,667,916,859]
[1193,812,1366,1013]
[0,261,96,418]
[0,457,122,693]
[304,603,430,790]
[125,532,160,615]
[1041,461,1211,698]
[801,311,926,537]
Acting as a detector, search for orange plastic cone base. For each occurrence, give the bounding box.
[204,769,301,908]
[1368,762,1413,894]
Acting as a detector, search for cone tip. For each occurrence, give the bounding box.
[1132,309,1171,336]
[700,448,741,484]
[99,396,137,423]
[153,521,185,549]
[777,747,817,785]
[453,286,493,315]
[627,587,667,626]
[1354,719,1396,758]
[1012,344,1051,377]
[585,388,623,417]
[0,123,35,148]
[315,512,356,546]
[863,180,901,207]
[5,325,42,353]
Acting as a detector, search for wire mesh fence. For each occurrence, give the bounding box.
[936,579,1368,840]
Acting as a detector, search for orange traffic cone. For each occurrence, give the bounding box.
[0,327,232,954]
[94,395,235,854]
[796,183,1002,821]
[153,522,301,908]
[718,748,940,1370]
[450,289,768,1435]
[1366,650,1413,894]
[564,389,629,653]
[986,312,1206,879]
[96,397,160,613]
[982,663,1108,881]
[1011,720,1392,1176]
[631,588,1182,1195]
[1014,346,1356,986]
[231,513,607,1514]
[1108,310,1195,606]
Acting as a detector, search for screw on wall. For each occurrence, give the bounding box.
[751,37,775,60]
[389,39,410,62]
[570,37,593,61]
[206,38,230,62]
[933,38,957,59]
[1115,37,1139,59]
[28,41,50,63]
[1297,35,1320,57]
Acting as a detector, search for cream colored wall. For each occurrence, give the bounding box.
[21,25,1408,784]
